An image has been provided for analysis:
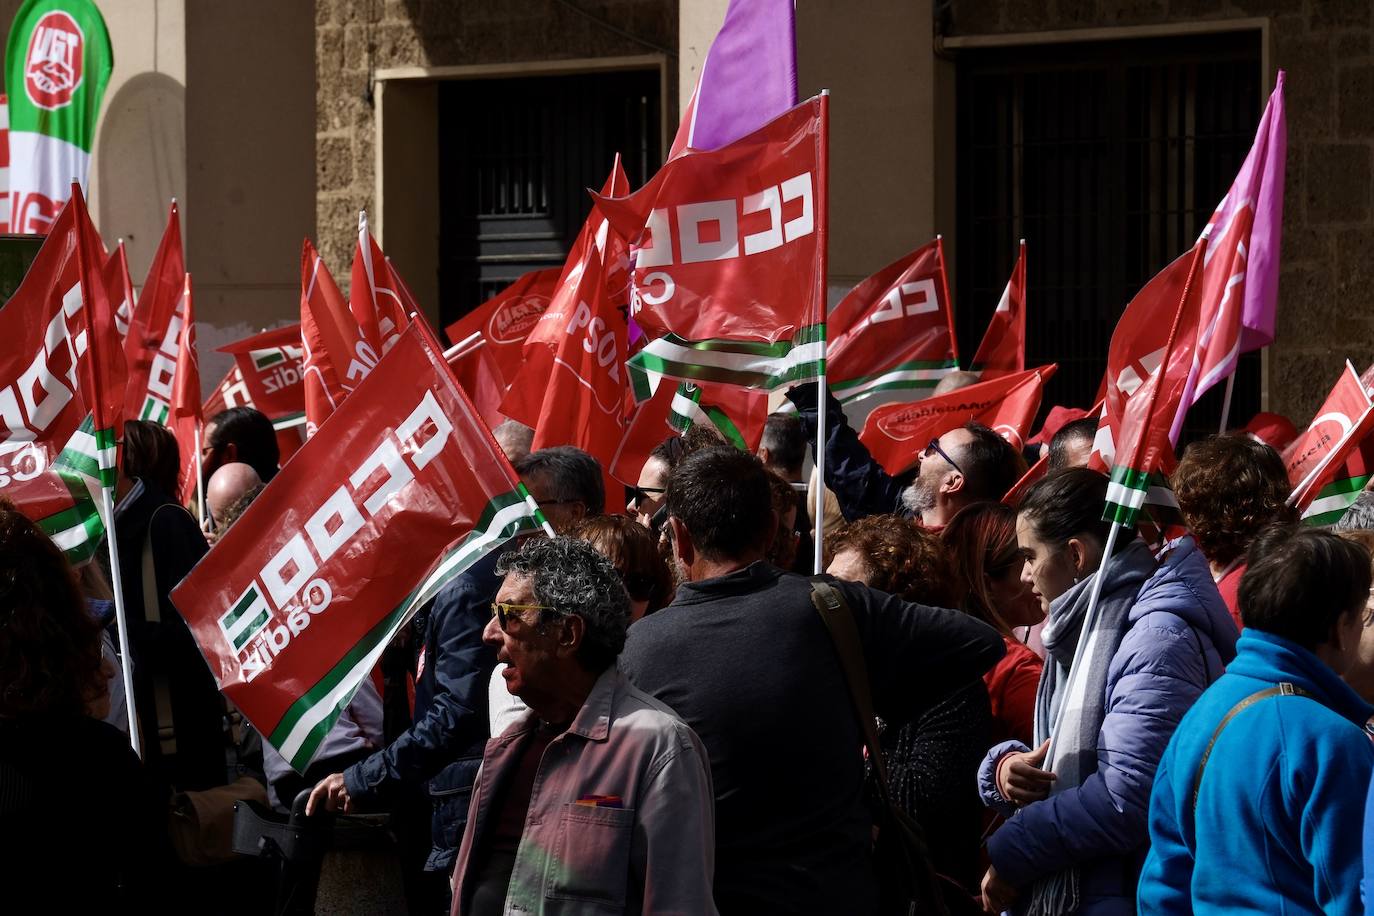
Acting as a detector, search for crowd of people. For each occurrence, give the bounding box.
[4,377,1374,916]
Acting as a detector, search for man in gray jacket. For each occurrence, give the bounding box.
[451,536,716,916]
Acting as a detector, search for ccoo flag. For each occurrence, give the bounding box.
[827,237,958,409]
[124,201,186,424]
[4,0,111,234]
[171,321,549,772]
[301,239,375,437]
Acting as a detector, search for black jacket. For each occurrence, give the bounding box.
[619,563,1005,915]
[344,548,500,871]
[785,383,911,520]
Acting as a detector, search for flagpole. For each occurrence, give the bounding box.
[813,90,830,575]
[1047,520,1121,745]
[1217,373,1236,434]
[194,425,206,528]
[102,486,142,756]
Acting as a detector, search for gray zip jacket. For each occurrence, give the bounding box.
[450,666,718,915]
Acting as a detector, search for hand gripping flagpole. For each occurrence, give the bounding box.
[813,90,831,575]
[102,486,142,755]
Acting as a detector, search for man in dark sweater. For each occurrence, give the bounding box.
[618,447,1006,915]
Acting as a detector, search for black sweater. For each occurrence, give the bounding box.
[619,563,1005,916]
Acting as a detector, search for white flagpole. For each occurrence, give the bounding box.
[813,89,830,575]
[194,425,206,528]
[101,486,142,756]
[1217,373,1236,434]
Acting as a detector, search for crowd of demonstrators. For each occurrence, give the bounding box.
[825,514,994,895]
[33,368,1374,916]
[1170,434,1297,628]
[978,468,1238,914]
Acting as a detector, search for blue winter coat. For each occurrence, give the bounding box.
[978,537,1238,914]
[1139,629,1374,914]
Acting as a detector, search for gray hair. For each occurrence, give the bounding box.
[1334,489,1374,531]
[514,446,605,514]
[496,536,629,671]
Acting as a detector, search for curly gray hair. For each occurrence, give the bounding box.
[496,536,630,671]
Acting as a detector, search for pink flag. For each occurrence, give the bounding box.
[1173,72,1286,435]
[670,0,797,157]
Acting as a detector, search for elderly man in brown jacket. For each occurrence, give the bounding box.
[450,536,716,916]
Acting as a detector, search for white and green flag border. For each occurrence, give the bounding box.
[35,412,111,566]
[1303,474,1371,527]
[830,358,958,406]
[627,324,825,402]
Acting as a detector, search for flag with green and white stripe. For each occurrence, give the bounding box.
[829,358,958,406]
[1296,428,1374,527]
[627,324,825,403]
[31,413,109,566]
[668,382,748,450]
[268,486,545,770]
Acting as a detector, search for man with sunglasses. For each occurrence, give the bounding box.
[451,537,716,916]
[309,445,606,913]
[785,384,1023,529]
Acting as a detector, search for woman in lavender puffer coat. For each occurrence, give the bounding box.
[977,469,1238,915]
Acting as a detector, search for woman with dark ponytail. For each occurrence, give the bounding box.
[976,468,1238,915]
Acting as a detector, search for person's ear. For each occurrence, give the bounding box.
[758,446,772,466]
[556,614,585,658]
[668,516,694,568]
[223,442,238,463]
[567,501,587,525]
[943,469,965,496]
[1066,536,1092,578]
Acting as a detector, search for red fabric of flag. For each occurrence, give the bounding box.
[123,201,185,424]
[971,240,1027,380]
[301,240,374,437]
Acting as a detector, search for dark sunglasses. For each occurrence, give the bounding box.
[628,485,666,509]
[923,437,963,474]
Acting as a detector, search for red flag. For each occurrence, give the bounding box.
[202,361,304,466]
[502,161,631,489]
[1293,410,1374,525]
[124,201,186,424]
[169,321,547,772]
[301,240,375,437]
[0,198,113,563]
[593,97,827,344]
[1003,453,1049,506]
[445,337,507,432]
[349,211,411,357]
[1091,242,1208,527]
[971,240,1027,380]
[859,365,1056,475]
[170,274,203,504]
[105,241,134,340]
[1282,362,1373,493]
[827,237,958,408]
[443,268,561,388]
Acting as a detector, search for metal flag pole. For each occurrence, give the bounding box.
[813,89,831,575]
[1047,520,1122,746]
[1216,373,1236,434]
[101,486,142,755]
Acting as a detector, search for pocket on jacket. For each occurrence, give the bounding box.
[544,803,634,908]
[428,756,481,854]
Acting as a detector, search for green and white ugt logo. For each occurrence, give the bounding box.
[219,584,271,653]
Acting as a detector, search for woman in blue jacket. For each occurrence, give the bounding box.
[978,469,1237,915]
[1139,526,1374,914]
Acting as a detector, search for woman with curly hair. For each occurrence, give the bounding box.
[1172,433,1297,630]
[825,514,991,898]
[0,500,165,910]
[942,502,1045,747]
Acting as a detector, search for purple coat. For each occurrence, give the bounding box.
[977,537,1238,914]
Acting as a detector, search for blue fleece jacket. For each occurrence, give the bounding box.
[1139,629,1374,914]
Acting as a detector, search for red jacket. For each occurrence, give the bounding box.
[984,636,1043,747]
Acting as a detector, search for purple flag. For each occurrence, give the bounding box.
[670,0,798,156]
[1170,70,1286,439]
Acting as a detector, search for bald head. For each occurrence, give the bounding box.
[933,370,980,396]
[207,462,262,528]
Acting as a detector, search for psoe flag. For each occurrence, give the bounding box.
[4,0,112,235]
[171,321,549,772]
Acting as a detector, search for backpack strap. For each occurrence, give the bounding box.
[141,502,197,758]
[1190,681,1313,816]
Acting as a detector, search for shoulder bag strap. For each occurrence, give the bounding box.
[808,578,893,795]
[1190,681,1312,816]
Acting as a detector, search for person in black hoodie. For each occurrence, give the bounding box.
[619,447,1005,915]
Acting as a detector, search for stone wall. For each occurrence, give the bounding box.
[942,0,1374,423]
[314,0,677,276]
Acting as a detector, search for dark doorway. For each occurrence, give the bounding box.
[956,31,1264,441]
[437,69,661,329]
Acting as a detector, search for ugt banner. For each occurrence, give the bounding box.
[4,0,112,234]
[171,322,548,771]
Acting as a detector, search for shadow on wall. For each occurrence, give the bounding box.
[96,71,185,279]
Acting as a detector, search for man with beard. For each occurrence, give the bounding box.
[785,384,1023,528]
